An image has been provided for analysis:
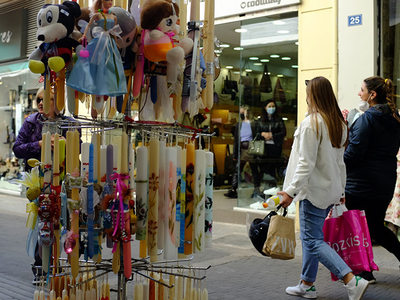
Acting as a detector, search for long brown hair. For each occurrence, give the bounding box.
[306,77,348,148]
[364,76,400,123]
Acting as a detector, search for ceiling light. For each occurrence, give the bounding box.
[273,20,286,25]
[295,42,299,45]
[277,75,284,77]
[249,57,259,60]
[245,69,253,72]
[235,28,248,33]
[292,65,298,68]
[260,59,270,62]
[268,72,271,75]
[214,49,222,53]
[270,54,280,58]
[254,63,262,66]
[277,30,289,34]
[0,82,2,85]
[282,57,291,60]
[226,66,233,69]
[233,71,240,74]
[216,54,220,57]
[220,44,230,48]
[282,117,288,121]
[233,47,244,51]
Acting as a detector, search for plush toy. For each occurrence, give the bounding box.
[110,6,138,113]
[29,1,81,75]
[140,0,193,83]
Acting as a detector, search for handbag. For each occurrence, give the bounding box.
[223,74,238,100]
[248,205,286,256]
[263,211,296,260]
[323,204,379,281]
[248,134,265,156]
[259,64,272,93]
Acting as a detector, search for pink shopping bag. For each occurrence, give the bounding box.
[323,205,379,281]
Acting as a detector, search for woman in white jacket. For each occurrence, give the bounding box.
[278,77,369,300]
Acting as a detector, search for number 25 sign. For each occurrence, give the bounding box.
[348,14,362,27]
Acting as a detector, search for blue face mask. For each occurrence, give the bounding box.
[267,107,276,115]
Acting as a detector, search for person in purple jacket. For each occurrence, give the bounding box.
[13,87,76,284]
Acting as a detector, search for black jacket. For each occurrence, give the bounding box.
[256,116,286,157]
[344,104,400,201]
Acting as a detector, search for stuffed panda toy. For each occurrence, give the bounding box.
[29,1,81,75]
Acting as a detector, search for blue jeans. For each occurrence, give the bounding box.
[299,199,352,283]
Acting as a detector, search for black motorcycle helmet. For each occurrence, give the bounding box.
[248,205,286,256]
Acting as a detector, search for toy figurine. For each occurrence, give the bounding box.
[67,0,127,99]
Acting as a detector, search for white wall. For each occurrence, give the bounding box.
[338,0,377,111]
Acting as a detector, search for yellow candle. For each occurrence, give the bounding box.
[53,134,60,186]
[148,137,159,262]
[53,134,61,269]
[184,143,195,255]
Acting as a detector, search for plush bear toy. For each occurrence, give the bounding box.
[140,0,193,83]
[29,1,81,75]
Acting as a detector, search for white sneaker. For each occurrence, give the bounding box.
[346,276,369,300]
[263,186,280,196]
[286,280,317,299]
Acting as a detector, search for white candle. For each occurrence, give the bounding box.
[158,140,166,251]
[136,146,148,241]
[43,131,52,193]
[112,136,122,172]
[194,149,206,253]
[100,145,107,183]
[81,143,90,182]
[174,145,182,247]
[91,133,98,182]
[205,151,214,248]
[178,148,186,255]
[129,143,135,191]
[164,146,177,260]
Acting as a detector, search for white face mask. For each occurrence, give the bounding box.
[359,93,372,112]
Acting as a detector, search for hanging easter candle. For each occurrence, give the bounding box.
[174,145,182,247]
[106,144,114,187]
[164,146,177,260]
[148,136,159,262]
[100,145,107,183]
[202,0,215,110]
[91,133,98,183]
[80,143,90,182]
[96,133,101,182]
[194,148,205,253]
[128,143,135,192]
[158,139,166,251]
[184,143,195,255]
[178,147,186,256]
[59,138,66,182]
[87,143,94,259]
[70,130,80,278]
[121,132,132,278]
[205,151,214,248]
[52,134,61,267]
[136,145,148,258]
[41,132,52,273]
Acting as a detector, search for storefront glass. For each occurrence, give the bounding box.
[213,12,298,208]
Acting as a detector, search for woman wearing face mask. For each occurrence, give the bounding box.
[258,99,286,187]
[344,76,400,283]
[224,106,261,198]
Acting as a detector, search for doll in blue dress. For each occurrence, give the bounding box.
[67,0,127,98]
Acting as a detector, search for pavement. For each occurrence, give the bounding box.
[0,192,400,300]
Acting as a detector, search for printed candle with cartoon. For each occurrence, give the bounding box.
[194,148,206,253]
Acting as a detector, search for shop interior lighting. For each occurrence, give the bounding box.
[295,42,299,45]
[214,49,222,53]
[282,117,288,121]
[282,57,291,60]
[233,71,240,74]
[260,59,270,62]
[254,63,262,66]
[220,44,230,48]
[245,69,253,72]
[277,74,284,77]
[233,47,244,51]
[270,54,280,58]
[292,65,298,68]
[240,16,298,47]
[234,28,248,33]
[249,57,259,60]
[226,66,233,69]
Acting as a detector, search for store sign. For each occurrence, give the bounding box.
[191,0,301,20]
[0,9,27,62]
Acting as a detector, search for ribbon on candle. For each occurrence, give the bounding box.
[109,172,130,253]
